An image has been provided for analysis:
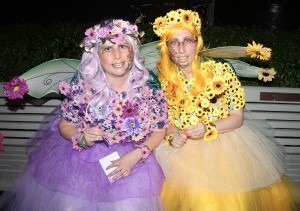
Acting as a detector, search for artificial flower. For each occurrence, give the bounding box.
[203,125,218,141]
[58,80,71,96]
[152,9,201,37]
[164,60,246,142]
[211,77,226,94]
[3,76,29,100]
[60,79,168,145]
[245,41,272,61]
[258,68,276,82]
[80,19,140,52]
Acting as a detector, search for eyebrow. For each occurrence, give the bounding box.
[169,37,196,41]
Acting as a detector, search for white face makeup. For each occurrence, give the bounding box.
[167,29,198,70]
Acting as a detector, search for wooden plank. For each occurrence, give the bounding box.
[244,86,300,102]
[274,129,300,138]
[245,103,300,112]
[0,146,28,153]
[249,112,300,121]
[1,137,39,145]
[0,105,58,114]
[260,92,300,102]
[267,120,300,129]
[285,147,300,154]
[0,114,56,122]
[2,130,39,138]
[0,98,62,107]
[276,138,300,145]
[0,122,44,130]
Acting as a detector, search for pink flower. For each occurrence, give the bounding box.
[58,80,71,96]
[122,102,138,118]
[0,131,4,152]
[3,76,29,100]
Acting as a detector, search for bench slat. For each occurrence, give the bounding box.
[245,103,300,112]
[0,122,44,130]
[0,105,58,114]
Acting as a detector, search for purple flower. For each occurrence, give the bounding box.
[122,102,138,118]
[3,76,29,100]
[123,117,142,135]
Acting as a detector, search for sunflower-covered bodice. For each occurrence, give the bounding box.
[161,60,246,141]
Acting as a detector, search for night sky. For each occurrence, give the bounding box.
[1,0,299,30]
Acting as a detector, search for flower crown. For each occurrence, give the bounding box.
[153,9,201,37]
[80,19,141,52]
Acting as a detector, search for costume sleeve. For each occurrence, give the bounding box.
[224,63,246,111]
[59,78,89,131]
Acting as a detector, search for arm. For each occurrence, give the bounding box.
[107,128,166,181]
[59,117,79,140]
[171,108,244,147]
[59,117,104,147]
[212,108,244,133]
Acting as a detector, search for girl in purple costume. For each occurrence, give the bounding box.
[0,19,168,211]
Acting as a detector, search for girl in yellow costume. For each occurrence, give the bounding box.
[152,9,300,211]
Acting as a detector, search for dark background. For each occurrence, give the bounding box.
[0,0,299,30]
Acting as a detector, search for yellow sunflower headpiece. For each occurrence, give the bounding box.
[153,9,201,37]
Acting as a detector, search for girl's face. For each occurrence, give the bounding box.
[98,39,134,79]
[167,29,198,71]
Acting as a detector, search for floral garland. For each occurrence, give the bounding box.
[153,9,201,37]
[163,60,246,142]
[59,79,168,145]
[80,19,141,52]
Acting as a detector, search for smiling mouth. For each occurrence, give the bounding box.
[112,62,125,68]
[177,56,188,63]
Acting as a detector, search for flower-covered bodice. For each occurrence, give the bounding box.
[59,78,168,145]
[163,60,246,135]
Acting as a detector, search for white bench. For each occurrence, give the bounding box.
[0,83,300,190]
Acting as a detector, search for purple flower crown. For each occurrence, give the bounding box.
[80,19,142,52]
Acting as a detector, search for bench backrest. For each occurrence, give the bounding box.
[0,83,299,190]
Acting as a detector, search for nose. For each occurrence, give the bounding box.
[178,42,186,54]
[113,48,121,60]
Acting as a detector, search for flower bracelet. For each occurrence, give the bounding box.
[203,122,219,141]
[165,134,175,146]
[71,132,93,151]
[135,144,151,163]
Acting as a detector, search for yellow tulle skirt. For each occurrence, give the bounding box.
[155,119,300,211]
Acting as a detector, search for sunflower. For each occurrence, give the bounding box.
[180,9,194,26]
[245,41,272,61]
[203,125,218,141]
[166,10,180,26]
[211,77,226,94]
[153,17,165,37]
[258,68,276,82]
[259,48,272,61]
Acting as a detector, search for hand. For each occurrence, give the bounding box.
[171,132,187,148]
[183,123,206,139]
[106,149,142,181]
[82,126,105,147]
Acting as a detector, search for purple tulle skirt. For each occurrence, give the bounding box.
[0,109,165,211]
